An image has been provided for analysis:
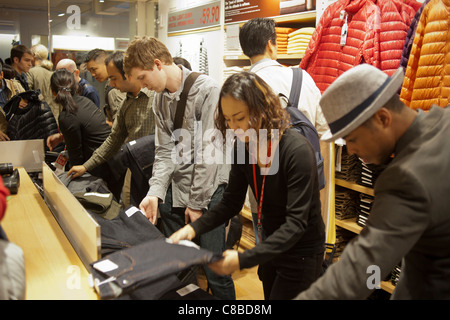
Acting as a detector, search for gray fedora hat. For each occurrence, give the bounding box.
[320,64,404,142]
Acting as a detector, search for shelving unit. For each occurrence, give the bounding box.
[223,11,316,68]
[333,147,396,295]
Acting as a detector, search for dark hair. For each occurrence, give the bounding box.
[173,57,192,70]
[84,48,108,63]
[239,18,277,58]
[50,69,78,114]
[10,45,32,62]
[2,64,16,79]
[215,72,290,139]
[105,51,126,80]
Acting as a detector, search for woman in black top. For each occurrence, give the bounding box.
[48,69,123,198]
[170,72,325,300]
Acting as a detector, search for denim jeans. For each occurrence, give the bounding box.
[258,251,324,300]
[159,184,236,300]
[92,206,165,256]
[90,238,222,300]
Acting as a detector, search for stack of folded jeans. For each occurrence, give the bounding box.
[335,187,359,220]
[90,238,222,300]
[357,161,387,188]
[335,148,361,182]
[335,226,356,258]
[356,194,374,227]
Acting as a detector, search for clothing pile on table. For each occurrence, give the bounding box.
[58,172,219,300]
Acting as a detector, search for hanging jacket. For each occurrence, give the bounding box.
[3,90,59,142]
[300,0,419,92]
[400,0,450,110]
[375,0,418,76]
[300,0,381,93]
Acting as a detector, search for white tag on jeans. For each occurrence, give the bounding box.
[93,259,118,273]
[125,206,145,217]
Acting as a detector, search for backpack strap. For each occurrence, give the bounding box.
[173,71,201,131]
[288,67,303,109]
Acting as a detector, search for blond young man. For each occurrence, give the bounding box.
[123,36,236,300]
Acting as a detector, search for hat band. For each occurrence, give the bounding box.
[328,77,391,135]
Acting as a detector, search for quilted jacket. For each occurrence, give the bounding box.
[400,0,450,110]
[300,0,419,93]
[3,90,59,142]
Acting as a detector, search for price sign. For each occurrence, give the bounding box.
[168,1,221,33]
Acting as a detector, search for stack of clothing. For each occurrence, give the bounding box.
[335,226,356,258]
[335,146,361,182]
[390,263,402,286]
[287,27,315,55]
[335,187,359,220]
[356,194,374,228]
[276,27,297,54]
[357,161,386,188]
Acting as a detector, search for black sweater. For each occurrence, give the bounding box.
[191,128,325,269]
[58,95,111,166]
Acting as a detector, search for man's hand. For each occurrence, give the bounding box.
[208,250,240,276]
[169,224,196,244]
[67,165,87,179]
[46,133,63,151]
[185,207,203,224]
[0,131,10,141]
[139,195,159,224]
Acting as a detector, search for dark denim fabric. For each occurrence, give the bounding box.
[90,239,222,300]
[258,251,324,300]
[159,184,236,300]
[92,206,165,256]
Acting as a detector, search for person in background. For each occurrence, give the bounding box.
[173,56,192,71]
[170,71,325,300]
[124,36,237,300]
[56,58,100,108]
[47,69,122,198]
[84,49,126,126]
[0,176,25,300]
[67,51,155,207]
[26,44,60,120]
[0,63,25,141]
[9,44,33,91]
[295,64,450,300]
[239,17,328,136]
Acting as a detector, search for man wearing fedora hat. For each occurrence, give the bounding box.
[295,64,450,299]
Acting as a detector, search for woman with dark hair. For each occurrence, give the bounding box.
[170,71,325,300]
[47,69,122,196]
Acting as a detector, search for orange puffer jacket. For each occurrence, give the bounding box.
[400,0,450,110]
[301,0,419,93]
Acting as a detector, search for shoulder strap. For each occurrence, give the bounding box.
[288,67,303,109]
[173,72,201,131]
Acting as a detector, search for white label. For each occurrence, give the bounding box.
[93,259,118,273]
[176,284,200,297]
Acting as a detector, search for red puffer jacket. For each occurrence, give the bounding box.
[300,0,419,93]
[400,0,450,110]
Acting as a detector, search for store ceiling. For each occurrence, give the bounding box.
[0,0,149,14]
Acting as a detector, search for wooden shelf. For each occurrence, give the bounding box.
[335,178,374,196]
[335,217,363,234]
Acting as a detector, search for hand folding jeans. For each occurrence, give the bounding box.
[90,239,222,300]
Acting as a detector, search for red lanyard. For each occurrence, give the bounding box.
[252,141,271,243]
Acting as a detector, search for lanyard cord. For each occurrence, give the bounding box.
[252,141,271,243]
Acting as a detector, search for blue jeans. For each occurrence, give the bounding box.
[159,184,236,300]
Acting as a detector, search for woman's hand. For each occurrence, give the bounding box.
[208,250,240,276]
[169,224,196,243]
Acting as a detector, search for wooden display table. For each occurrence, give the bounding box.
[1,168,98,300]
